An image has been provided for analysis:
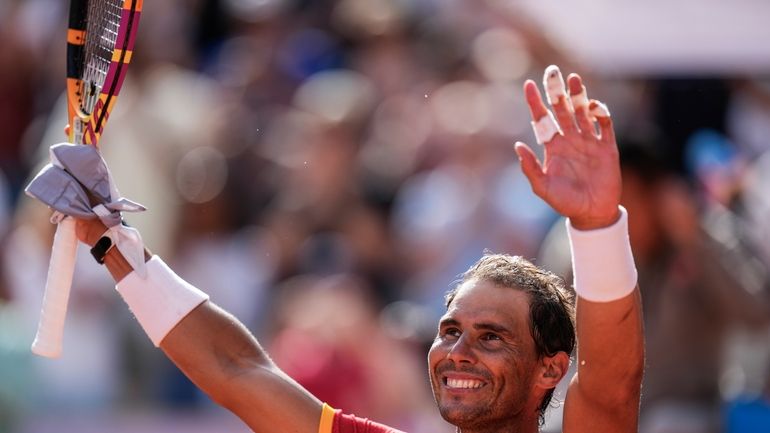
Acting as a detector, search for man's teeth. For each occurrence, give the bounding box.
[446,378,484,389]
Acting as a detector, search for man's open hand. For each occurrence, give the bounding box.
[515,67,621,230]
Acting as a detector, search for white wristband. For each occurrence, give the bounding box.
[567,206,637,302]
[116,256,209,346]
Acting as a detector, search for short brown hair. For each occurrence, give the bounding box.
[445,253,576,425]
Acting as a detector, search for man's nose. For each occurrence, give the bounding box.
[447,335,478,364]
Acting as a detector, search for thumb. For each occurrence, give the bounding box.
[515,142,547,197]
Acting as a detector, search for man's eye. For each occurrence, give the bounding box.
[482,333,501,341]
[443,328,461,338]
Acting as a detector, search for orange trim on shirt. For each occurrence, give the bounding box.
[318,403,336,433]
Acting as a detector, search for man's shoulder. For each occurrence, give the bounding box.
[334,411,405,433]
[321,405,406,433]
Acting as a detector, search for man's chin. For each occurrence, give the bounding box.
[437,401,490,427]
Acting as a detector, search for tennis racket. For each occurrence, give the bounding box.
[31,0,143,358]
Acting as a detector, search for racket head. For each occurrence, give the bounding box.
[34,0,144,358]
[66,0,143,146]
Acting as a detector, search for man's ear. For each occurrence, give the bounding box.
[534,351,570,390]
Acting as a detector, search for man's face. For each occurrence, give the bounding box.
[428,279,541,430]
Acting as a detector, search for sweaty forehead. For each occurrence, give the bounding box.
[444,279,531,329]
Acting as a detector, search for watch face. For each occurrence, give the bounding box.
[91,235,114,264]
[96,236,113,250]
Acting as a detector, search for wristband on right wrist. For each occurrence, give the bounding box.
[566,206,638,302]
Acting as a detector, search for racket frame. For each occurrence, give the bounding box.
[31,0,143,358]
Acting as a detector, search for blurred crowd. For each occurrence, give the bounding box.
[1,0,770,432]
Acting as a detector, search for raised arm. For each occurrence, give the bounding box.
[515,66,644,433]
[76,220,324,433]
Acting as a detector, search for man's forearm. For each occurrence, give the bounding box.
[97,242,323,433]
[161,300,270,401]
[160,299,322,431]
[575,291,644,404]
[566,209,645,414]
[98,245,274,393]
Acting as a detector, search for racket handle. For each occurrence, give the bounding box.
[31,217,78,358]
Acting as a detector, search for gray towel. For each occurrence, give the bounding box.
[25,142,145,227]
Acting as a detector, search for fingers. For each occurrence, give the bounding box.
[568,74,596,139]
[544,66,578,135]
[524,79,549,121]
[569,75,589,112]
[75,217,107,246]
[567,73,617,147]
[526,66,615,148]
[592,100,616,145]
[525,80,561,145]
[514,142,547,197]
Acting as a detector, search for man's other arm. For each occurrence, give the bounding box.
[80,220,323,433]
[516,67,644,432]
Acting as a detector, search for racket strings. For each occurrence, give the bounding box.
[80,0,122,114]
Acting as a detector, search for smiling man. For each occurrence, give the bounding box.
[69,65,644,433]
[430,256,576,431]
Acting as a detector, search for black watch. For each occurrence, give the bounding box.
[90,234,115,264]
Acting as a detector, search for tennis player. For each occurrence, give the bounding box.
[75,67,644,433]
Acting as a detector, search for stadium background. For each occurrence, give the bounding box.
[1,0,770,432]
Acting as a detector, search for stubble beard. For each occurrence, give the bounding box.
[431,375,530,433]
[439,399,495,429]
